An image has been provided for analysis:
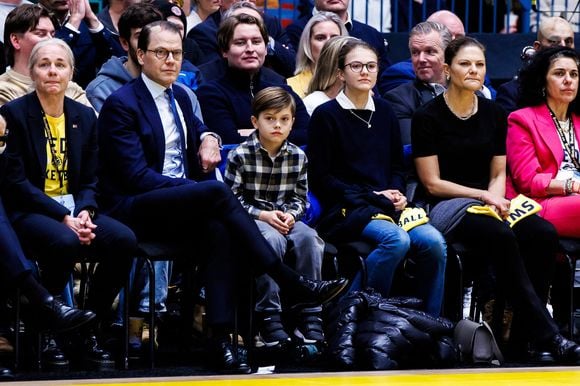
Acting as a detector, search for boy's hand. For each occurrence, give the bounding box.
[259,210,290,235]
[278,212,295,229]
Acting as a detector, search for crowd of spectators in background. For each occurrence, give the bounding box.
[1,0,580,381]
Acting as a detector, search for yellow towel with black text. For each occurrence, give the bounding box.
[398,207,429,231]
[466,194,542,227]
[370,207,429,232]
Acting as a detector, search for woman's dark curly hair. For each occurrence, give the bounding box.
[518,46,580,113]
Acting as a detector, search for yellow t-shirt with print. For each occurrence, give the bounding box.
[44,114,68,197]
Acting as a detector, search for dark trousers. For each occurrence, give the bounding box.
[0,198,33,285]
[11,211,136,318]
[119,181,282,327]
[452,213,559,343]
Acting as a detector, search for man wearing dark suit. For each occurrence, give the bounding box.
[285,0,390,93]
[187,0,295,77]
[379,10,495,98]
[495,78,519,115]
[383,21,450,146]
[97,20,347,373]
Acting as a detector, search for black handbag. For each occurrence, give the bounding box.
[454,319,504,366]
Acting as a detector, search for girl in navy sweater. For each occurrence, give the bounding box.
[307,40,446,316]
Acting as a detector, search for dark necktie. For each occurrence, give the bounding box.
[165,87,188,175]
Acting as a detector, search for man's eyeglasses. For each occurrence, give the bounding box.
[146,48,184,61]
[344,61,379,73]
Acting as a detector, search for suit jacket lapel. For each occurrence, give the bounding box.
[26,93,49,180]
[134,77,165,167]
[64,98,81,190]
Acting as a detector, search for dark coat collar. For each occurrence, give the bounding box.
[24,92,82,191]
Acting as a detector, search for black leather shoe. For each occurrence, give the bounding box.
[42,336,69,369]
[82,335,115,371]
[549,334,580,365]
[211,338,251,374]
[290,277,348,309]
[0,366,14,382]
[527,347,555,365]
[39,297,96,333]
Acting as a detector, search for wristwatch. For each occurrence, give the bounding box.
[200,132,223,149]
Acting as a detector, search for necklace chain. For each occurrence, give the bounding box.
[349,109,374,128]
[443,92,478,120]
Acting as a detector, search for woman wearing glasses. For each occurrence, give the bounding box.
[0,38,136,369]
[307,39,446,316]
[303,36,357,115]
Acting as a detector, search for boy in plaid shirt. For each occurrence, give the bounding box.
[224,87,325,349]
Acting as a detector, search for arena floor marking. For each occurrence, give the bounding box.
[9,367,580,386]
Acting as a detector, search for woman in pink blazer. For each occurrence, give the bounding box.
[507,46,580,238]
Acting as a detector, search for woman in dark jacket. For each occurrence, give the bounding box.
[1,38,137,369]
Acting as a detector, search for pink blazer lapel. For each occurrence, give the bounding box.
[534,104,565,166]
[573,113,580,149]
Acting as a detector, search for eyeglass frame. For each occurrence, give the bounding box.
[343,61,379,73]
[145,48,184,61]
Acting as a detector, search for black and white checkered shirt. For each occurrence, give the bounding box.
[224,132,308,220]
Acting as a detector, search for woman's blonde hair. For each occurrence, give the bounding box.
[295,11,348,74]
[307,36,357,95]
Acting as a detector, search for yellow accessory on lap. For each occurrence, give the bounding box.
[398,207,429,231]
[370,208,429,232]
[465,205,503,221]
[371,213,395,223]
[369,207,430,232]
[466,194,542,228]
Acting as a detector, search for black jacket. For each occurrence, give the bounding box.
[1,93,99,221]
[326,289,456,370]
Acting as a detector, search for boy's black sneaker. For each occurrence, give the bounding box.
[293,312,324,344]
[254,312,291,348]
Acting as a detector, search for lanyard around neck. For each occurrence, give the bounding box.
[42,111,68,189]
[547,105,580,171]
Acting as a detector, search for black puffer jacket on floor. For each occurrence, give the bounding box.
[326,289,456,370]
